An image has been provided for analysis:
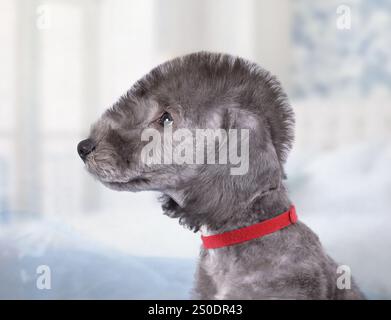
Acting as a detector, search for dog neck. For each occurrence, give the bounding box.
[200,185,292,235]
[160,172,291,234]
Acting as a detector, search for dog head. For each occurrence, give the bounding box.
[78,52,294,230]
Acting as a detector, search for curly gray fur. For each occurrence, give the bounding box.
[78,52,364,299]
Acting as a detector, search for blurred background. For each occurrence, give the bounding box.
[0,0,390,299]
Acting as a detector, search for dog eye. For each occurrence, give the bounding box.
[158,112,173,126]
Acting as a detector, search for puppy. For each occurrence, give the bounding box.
[77,52,364,299]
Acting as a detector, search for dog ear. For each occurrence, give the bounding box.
[223,105,288,185]
[263,100,295,165]
[224,97,295,169]
[223,107,260,131]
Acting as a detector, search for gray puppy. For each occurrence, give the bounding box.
[77,52,364,299]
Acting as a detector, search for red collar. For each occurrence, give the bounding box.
[201,205,298,249]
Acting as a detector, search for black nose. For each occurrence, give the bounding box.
[77,139,95,161]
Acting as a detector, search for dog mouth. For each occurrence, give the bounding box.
[84,158,147,184]
[83,156,153,191]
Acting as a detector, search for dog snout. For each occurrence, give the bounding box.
[77,139,96,161]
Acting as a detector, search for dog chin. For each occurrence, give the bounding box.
[85,163,148,191]
[102,177,151,192]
